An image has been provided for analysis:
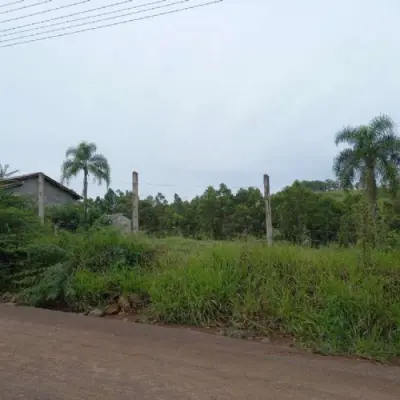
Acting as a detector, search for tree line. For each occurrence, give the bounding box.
[2,114,400,246]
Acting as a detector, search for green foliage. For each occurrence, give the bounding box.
[46,203,103,231]
[272,181,343,246]
[47,177,400,250]
[19,262,73,308]
[11,228,156,308]
[70,239,400,360]
[0,191,44,291]
[1,113,400,361]
[61,141,111,221]
[68,265,148,310]
[333,114,400,208]
[46,204,84,231]
[298,179,340,192]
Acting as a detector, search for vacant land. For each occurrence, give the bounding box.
[0,304,399,400]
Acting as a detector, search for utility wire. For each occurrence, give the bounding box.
[0,0,24,9]
[0,0,91,23]
[0,0,51,15]
[0,0,222,48]
[0,0,132,31]
[0,0,167,38]
[0,0,185,43]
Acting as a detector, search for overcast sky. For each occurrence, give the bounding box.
[2,0,400,200]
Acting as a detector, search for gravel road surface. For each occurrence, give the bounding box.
[0,304,399,399]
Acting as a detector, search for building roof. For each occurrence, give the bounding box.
[0,172,82,200]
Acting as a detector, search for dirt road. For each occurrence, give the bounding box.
[0,304,399,399]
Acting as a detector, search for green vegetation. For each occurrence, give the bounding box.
[1,114,400,361]
[334,114,400,215]
[61,141,111,222]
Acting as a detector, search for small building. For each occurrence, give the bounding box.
[1,172,81,221]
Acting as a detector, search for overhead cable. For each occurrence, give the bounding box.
[0,0,167,37]
[0,0,24,9]
[0,0,131,31]
[0,0,91,23]
[0,0,51,15]
[0,0,223,48]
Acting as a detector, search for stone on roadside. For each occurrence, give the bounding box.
[104,303,120,316]
[117,295,131,313]
[88,308,105,317]
[128,293,143,309]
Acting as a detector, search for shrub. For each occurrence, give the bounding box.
[0,191,46,291]
[15,227,156,308]
[19,262,73,308]
[67,265,149,310]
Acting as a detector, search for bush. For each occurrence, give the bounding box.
[19,262,73,308]
[67,265,149,310]
[14,227,156,309]
[0,191,46,291]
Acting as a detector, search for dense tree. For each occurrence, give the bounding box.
[299,179,340,192]
[6,114,393,248]
[333,114,400,215]
[272,181,343,246]
[44,176,400,248]
[61,141,111,221]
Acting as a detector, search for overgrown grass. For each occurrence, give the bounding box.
[145,241,400,360]
[6,230,400,360]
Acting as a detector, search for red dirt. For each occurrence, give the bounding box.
[0,303,399,399]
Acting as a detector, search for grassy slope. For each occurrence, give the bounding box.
[70,236,400,360]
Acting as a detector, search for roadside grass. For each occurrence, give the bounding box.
[9,229,400,360]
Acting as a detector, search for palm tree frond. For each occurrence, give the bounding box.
[88,154,111,187]
[376,157,399,197]
[65,146,78,158]
[6,169,19,177]
[79,141,97,160]
[0,163,20,178]
[334,126,362,146]
[61,159,82,184]
[333,148,358,189]
[369,114,395,138]
[66,141,97,161]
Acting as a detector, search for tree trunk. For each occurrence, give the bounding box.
[365,167,377,218]
[83,169,88,222]
[363,166,378,248]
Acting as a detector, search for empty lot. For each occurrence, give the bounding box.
[0,304,399,399]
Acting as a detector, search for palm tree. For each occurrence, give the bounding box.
[333,114,400,215]
[0,163,19,179]
[61,141,111,221]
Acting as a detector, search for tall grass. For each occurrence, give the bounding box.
[144,241,400,359]
[10,230,400,360]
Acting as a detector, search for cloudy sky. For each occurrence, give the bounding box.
[2,0,400,200]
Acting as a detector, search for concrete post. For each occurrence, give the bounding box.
[263,174,273,246]
[38,172,45,224]
[132,171,139,233]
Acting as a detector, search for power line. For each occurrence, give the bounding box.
[0,0,51,15]
[0,0,222,48]
[0,0,91,23]
[0,0,132,31]
[0,0,24,9]
[0,0,170,39]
